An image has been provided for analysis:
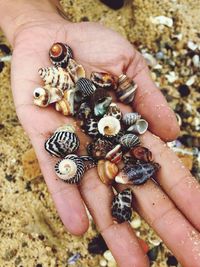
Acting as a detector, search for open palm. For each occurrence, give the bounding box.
[11,18,200,267]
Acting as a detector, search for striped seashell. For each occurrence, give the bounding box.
[119,133,140,149]
[87,138,113,160]
[84,117,99,138]
[98,116,121,137]
[123,112,141,126]
[90,88,112,117]
[38,66,74,91]
[45,130,80,158]
[67,58,85,83]
[55,154,85,184]
[127,119,148,135]
[115,74,137,104]
[97,159,119,185]
[55,89,75,116]
[130,146,153,162]
[76,78,96,98]
[115,162,160,185]
[49,42,73,68]
[90,72,117,89]
[33,86,63,107]
[106,103,122,120]
[111,189,132,223]
[105,144,123,164]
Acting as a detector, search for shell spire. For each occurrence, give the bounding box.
[49,42,73,68]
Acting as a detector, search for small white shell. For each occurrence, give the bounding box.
[55,158,77,180]
[98,116,121,137]
[127,119,148,135]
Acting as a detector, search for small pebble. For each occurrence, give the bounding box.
[131,218,141,229]
[99,258,107,267]
[67,253,81,265]
[147,246,159,261]
[186,75,196,86]
[192,54,199,67]
[88,234,108,255]
[103,250,115,262]
[156,51,164,59]
[0,61,4,72]
[151,16,173,27]
[187,41,198,51]
[178,84,190,97]
[166,255,178,266]
[0,44,11,54]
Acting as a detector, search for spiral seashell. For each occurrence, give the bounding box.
[76,102,92,120]
[49,42,73,68]
[76,78,96,98]
[67,58,86,83]
[55,89,75,116]
[90,72,117,89]
[105,144,123,164]
[119,133,140,149]
[115,74,137,104]
[90,88,112,117]
[55,154,85,184]
[38,66,74,91]
[84,117,99,138]
[45,130,80,158]
[130,146,153,162]
[97,159,119,185]
[115,162,160,185]
[127,119,148,135]
[87,138,113,160]
[106,103,122,120]
[123,112,141,126]
[33,87,50,107]
[98,116,121,137]
[111,189,132,223]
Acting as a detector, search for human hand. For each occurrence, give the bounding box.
[6,5,200,267]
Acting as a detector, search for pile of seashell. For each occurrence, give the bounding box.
[33,42,160,223]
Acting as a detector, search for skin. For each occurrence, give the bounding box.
[0,1,200,266]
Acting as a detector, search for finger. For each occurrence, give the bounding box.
[140,131,200,231]
[118,180,200,267]
[126,50,180,141]
[80,168,149,267]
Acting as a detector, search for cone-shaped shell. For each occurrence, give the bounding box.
[106,103,122,120]
[116,74,137,104]
[33,87,50,107]
[105,144,123,164]
[45,130,80,158]
[97,160,119,185]
[76,77,96,98]
[130,146,153,162]
[123,112,141,126]
[49,42,73,68]
[38,66,74,91]
[98,116,121,137]
[90,72,117,89]
[127,119,148,135]
[67,58,85,83]
[119,133,140,149]
[55,89,75,116]
[111,189,132,223]
[55,154,85,184]
[87,138,113,160]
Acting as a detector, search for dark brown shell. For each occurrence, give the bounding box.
[90,72,117,89]
[87,138,113,160]
[116,74,137,104]
[49,42,73,69]
[130,146,153,162]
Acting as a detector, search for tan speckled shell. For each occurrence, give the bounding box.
[97,160,119,185]
[67,58,86,82]
[55,89,75,116]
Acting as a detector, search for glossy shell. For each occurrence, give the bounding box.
[127,119,148,135]
[38,66,74,91]
[55,89,75,116]
[90,88,112,117]
[123,112,141,126]
[119,133,140,149]
[84,117,99,138]
[67,58,85,83]
[115,162,160,185]
[116,74,137,104]
[76,78,96,98]
[45,130,80,158]
[87,138,113,160]
[98,116,121,137]
[33,86,63,107]
[55,154,85,184]
[111,189,132,223]
[76,102,92,120]
[49,42,73,68]
[106,103,122,120]
[97,160,119,185]
[130,146,153,162]
[105,144,123,164]
[90,72,117,89]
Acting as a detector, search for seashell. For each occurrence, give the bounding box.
[116,74,137,104]
[76,102,92,120]
[87,138,113,160]
[105,144,123,164]
[55,89,75,116]
[98,116,121,137]
[111,189,132,223]
[45,130,80,158]
[130,146,153,162]
[123,112,141,126]
[112,130,126,144]
[90,88,112,117]
[119,133,140,149]
[33,86,63,107]
[90,72,117,89]
[97,160,119,185]
[123,155,138,165]
[55,154,85,184]
[38,66,74,91]
[127,119,148,135]
[76,77,96,98]
[67,58,85,83]
[80,155,97,171]
[54,124,75,133]
[106,103,122,120]
[84,117,99,138]
[49,42,73,68]
[115,162,160,185]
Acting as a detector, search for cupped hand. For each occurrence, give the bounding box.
[11,17,200,267]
